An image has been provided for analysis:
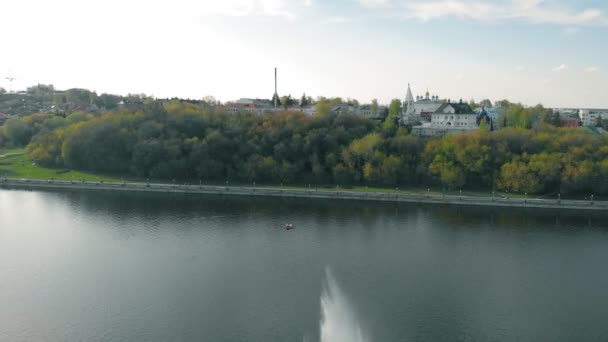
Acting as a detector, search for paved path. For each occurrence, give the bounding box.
[2,178,606,212]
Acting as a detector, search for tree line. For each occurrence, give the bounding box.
[1,99,607,195]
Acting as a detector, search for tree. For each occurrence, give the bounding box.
[315,100,331,117]
[0,87,6,94]
[280,96,289,110]
[596,116,603,128]
[300,93,309,107]
[429,154,466,189]
[383,99,401,132]
[371,99,378,116]
[202,96,218,106]
[480,99,493,108]
[479,117,489,130]
[271,93,281,107]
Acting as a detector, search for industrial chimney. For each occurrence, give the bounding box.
[274,67,278,109]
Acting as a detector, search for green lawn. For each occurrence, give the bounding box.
[0,148,120,182]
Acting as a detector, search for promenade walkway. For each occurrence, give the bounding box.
[2,178,606,212]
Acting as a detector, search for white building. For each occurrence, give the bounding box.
[580,109,608,126]
[412,101,479,137]
[224,98,275,114]
[401,84,444,124]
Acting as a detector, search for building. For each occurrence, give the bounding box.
[401,84,444,124]
[474,107,502,125]
[411,100,479,137]
[224,98,274,114]
[330,103,388,121]
[287,105,316,115]
[580,109,608,126]
[560,114,582,128]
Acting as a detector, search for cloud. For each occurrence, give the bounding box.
[515,66,526,71]
[361,0,608,26]
[552,64,567,72]
[405,1,497,21]
[359,0,391,8]
[325,16,352,24]
[585,66,599,72]
[201,0,297,20]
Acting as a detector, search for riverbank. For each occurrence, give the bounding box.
[2,178,605,211]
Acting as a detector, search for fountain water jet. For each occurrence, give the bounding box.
[318,268,367,342]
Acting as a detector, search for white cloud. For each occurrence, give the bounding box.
[405,1,497,21]
[359,0,391,8]
[325,16,352,24]
[364,0,608,26]
[585,66,599,72]
[552,64,567,72]
[515,66,526,71]
[199,0,297,20]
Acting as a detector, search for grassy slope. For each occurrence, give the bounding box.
[0,148,119,182]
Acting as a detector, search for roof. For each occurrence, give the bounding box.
[434,102,474,114]
[405,84,414,103]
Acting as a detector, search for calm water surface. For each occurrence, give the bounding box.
[1,189,608,342]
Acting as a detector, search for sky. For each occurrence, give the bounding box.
[1,0,607,108]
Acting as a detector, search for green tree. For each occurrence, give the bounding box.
[480,99,493,108]
[300,93,309,107]
[371,99,378,116]
[428,154,465,189]
[383,99,401,132]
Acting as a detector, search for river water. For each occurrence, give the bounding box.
[1,189,608,342]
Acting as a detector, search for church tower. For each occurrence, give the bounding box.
[404,83,415,116]
[401,83,416,125]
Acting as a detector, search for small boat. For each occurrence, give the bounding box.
[284,223,294,230]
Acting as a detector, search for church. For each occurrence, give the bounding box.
[400,84,444,124]
[402,83,481,137]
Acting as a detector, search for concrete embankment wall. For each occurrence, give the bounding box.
[2,178,606,211]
